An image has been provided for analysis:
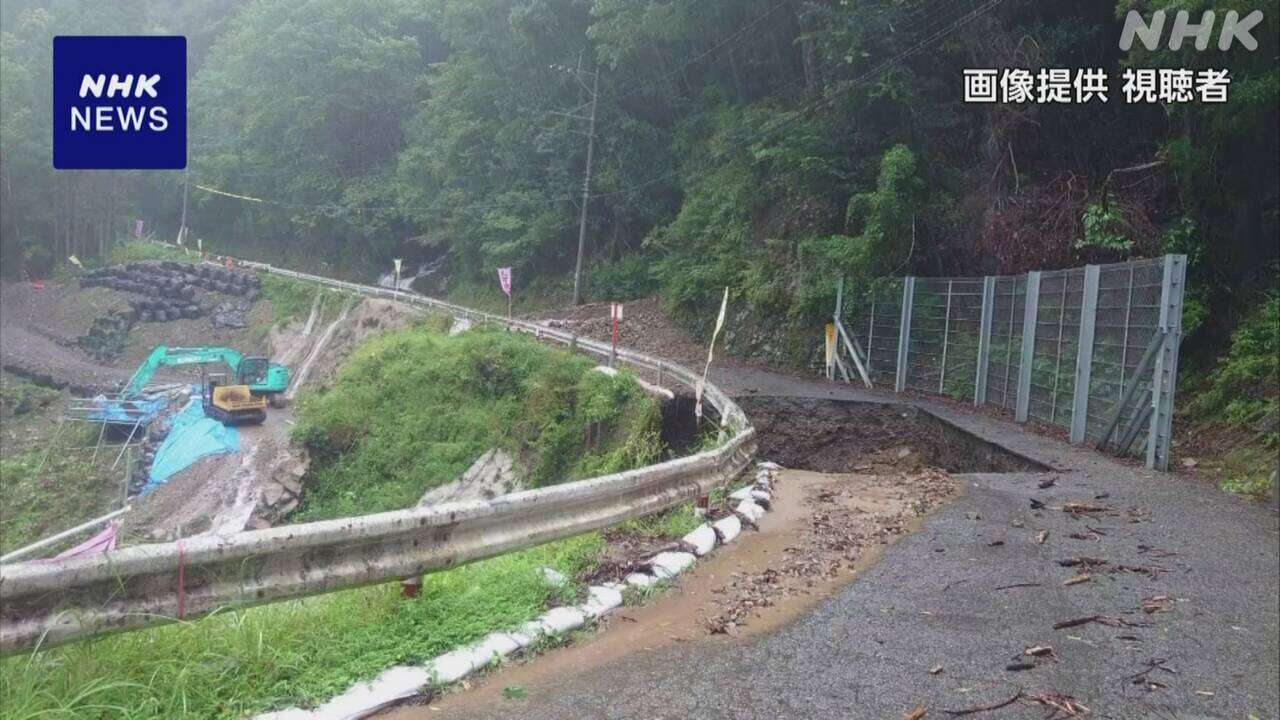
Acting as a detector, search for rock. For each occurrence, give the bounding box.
[682,524,717,556]
[539,567,569,587]
[448,317,472,336]
[418,448,520,506]
[211,299,252,329]
[253,443,310,523]
[712,514,742,543]
[648,551,696,579]
[735,499,765,523]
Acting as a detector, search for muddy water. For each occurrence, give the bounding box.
[379,468,951,718]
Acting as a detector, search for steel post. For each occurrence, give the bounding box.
[1014,272,1041,422]
[895,278,916,393]
[1069,265,1100,443]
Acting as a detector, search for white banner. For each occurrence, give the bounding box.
[695,287,729,419]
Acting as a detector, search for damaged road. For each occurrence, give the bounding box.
[382,382,1279,720]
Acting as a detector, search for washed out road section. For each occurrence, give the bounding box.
[385,385,1279,719]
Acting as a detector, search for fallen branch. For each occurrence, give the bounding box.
[995,582,1041,591]
[941,690,1023,716]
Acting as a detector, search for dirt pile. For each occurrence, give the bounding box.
[531,297,737,373]
[706,468,954,637]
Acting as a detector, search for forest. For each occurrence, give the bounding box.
[2,0,1277,370]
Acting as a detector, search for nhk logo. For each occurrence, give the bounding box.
[53,36,186,169]
[1120,9,1265,51]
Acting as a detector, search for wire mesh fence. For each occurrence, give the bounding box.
[833,255,1186,470]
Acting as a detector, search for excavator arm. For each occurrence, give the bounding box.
[123,346,253,397]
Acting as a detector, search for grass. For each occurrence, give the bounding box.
[0,388,125,556]
[1185,292,1279,498]
[0,534,603,720]
[616,503,704,540]
[291,326,661,521]
[108,239,194,265]
[0,293,695,719]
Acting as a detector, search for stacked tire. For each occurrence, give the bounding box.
[79,261,261,300]
[74,310,136,362]
[78,261,262,324]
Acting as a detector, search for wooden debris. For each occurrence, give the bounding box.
[929,664,944,675]
[1053,615,1101,630]
[1062,574,1091,586]
[1024,645,1054,657]
[1058,556,1108,568]
[1027,691,1088,717]
[995,581,1041,591]
[1062,501,1110,514]
[903,704,927,720]
[1036,530,1049,544]
[941,690,1023,716]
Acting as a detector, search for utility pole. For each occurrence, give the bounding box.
[571,66,598,306]
[177,166,189,245]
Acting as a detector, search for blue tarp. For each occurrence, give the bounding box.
[84,395,167,424]
[143,395,240,495]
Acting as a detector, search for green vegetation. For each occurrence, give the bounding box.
[1191,293,1280,438]
[0,442,121,557]
[616,503,703,541]
[292,326,660,521]
[1187,292,1280,496]
[0,378,59,418]
[0,533,602,720]
[108,239,194,266]
[2,0,1274,380]
[259,275,316,324]
[0,322,682,718]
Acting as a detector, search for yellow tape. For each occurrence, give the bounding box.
[193,184,265,203]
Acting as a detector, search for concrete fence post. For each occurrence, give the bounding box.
[974,276,996,405]
[1014,271,1041,422]
[1146,254,1187,470]
[1069,265,1100,443]
[938,280,953,394]
[895,277,916,393]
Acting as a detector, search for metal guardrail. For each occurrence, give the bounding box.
[0,259,756,655]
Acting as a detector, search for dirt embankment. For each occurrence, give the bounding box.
[0,278,272,390]
[529,297,755,375]
[126,297,425,540]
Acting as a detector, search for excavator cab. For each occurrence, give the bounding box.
[237,357,270,385]
[236,356,287,408]
[203,373,267,426]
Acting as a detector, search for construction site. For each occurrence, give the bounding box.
[1,253,423,556]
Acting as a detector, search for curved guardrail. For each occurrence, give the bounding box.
[0,260,756,655]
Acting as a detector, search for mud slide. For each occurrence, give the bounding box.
[286,297,353,401]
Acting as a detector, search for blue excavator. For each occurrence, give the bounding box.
[124,346,290,425]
